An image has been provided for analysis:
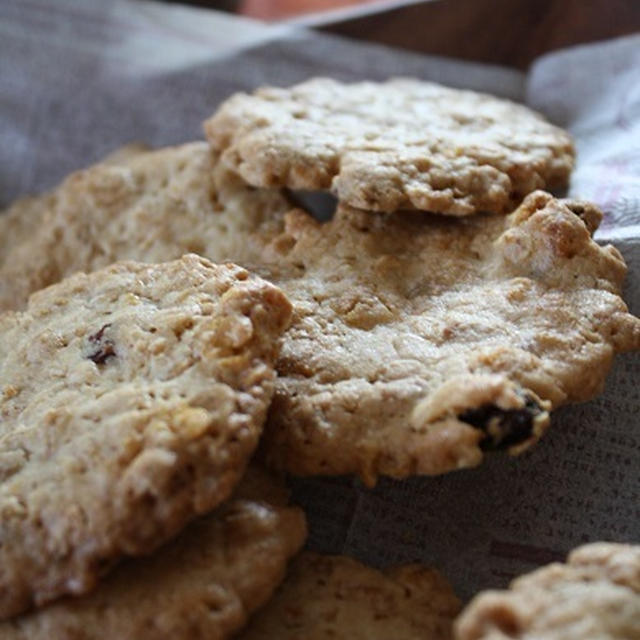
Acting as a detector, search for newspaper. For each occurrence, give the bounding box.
[1,0,638,602]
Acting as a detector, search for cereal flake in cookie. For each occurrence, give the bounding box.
[204,77,574,216]
[0,142,292,311]
[240,552,460,640]
[1,467,307,639]
[0,255,292,618]
[258,191,640,484]
[455,542,640,640]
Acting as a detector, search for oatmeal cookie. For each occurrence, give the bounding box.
[0,255,291,618]
[455,542,640,639]
[258,192,640,484]
[0,143,149,268]
[0,142,291,311]
[204,78,574,215]
[1,467,307,639]
[240,552,460,640]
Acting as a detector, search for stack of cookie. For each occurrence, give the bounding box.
[0,78,638,638]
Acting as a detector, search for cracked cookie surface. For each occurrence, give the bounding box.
[0,255,292,619]
[455,542,640,640]
[1,467,307,639]
[3,146,637,486]
[257,192,640,484]
[240,552,460,640]
[204,78,574,216]
[0,142,291,311]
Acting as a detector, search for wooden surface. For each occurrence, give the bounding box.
[315,0,640,69]
[164,0,403,19]
[163,0,638,69]
[240,0,384,20]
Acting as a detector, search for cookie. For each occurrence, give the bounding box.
[257,191,640,484]
[240,552,460,640]
[0,194,56,269]
[0,255,292,618]
[0,141,292,311]
[0,143,149,267]
[1,467,307,639]
[455,542,640,640]
[204,77,574,216]
[3,148,637,487]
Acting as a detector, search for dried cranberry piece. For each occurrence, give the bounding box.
[459,395,542,451]
[86,323,116,365]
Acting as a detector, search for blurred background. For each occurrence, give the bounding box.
[157,0,639,69]
[162,1,388,20]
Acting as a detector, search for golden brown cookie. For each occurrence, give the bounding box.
[455,542,640,640]
[3,145,636,487]
[0,143,149,270]
[0,142,291,311]
[204,78,574,216]
[258,192,640,484]
[240,552,460,640]
[0,255,292,618]
[1,467,307,639]
[0,194,56,269]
